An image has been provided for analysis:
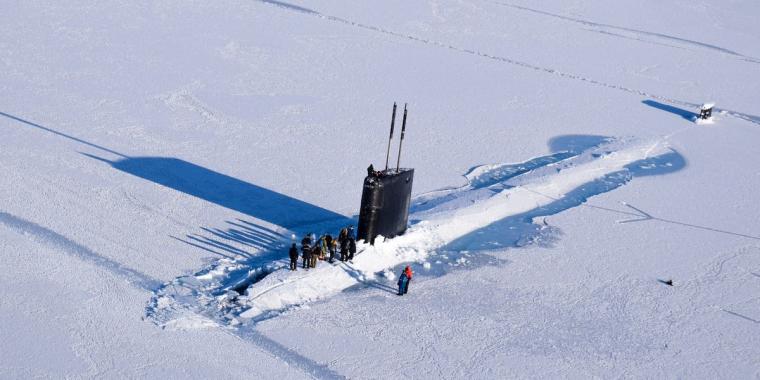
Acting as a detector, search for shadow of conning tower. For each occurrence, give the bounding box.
[357,103,415,245]
[0,111,347,230]
[92,156,347,229]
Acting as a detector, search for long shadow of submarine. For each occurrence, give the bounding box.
[83,154,349,230]
[0,110,348,230]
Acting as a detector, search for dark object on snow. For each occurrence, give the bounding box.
[348,237,357,261]
[339,244,348,261]
[358,104,414,245]
[699,103,714,120]
[310,245,319,268]
[403,266,412,294]
[397,266,413,295]
[326,234,336,263]
[658,279,674,286]
[357,168,414,244]
[338,227,351,261]
[397,272,408,296]
[316,235,327,260]
[289,243,299,271]
[395,105,408,172]
[384,102,397,171]
[301,237,312,269]
[302,251,310,269]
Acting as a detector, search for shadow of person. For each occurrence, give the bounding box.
[338,262,399,295]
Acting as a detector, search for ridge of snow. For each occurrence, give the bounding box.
[148,137,674,324]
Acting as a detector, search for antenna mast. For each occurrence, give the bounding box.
[384,103,397,171]
[396,104,407,172]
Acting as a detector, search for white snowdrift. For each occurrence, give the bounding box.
[200,138,674,320]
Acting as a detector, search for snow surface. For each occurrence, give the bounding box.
[2,0,760,378]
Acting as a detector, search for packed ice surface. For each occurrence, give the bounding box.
[2,0,760,378]
[149,137,682,323]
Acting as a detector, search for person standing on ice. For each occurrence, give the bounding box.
[338,227,348,261]
[402,265,413,294]
[339,233,349,262]
[301,234,312,269]
[302,246,311,270]
[301,233,312,249]
[397,268,409,296]
[314,235,322,260]
[310,245,320,268]
[347,236,357,262]
[319,235,328,260]
[288,243,299,271]
[327,234,337,263]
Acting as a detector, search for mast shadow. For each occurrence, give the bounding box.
[642,100,697,121]
[0,110,348,231]
[83,154,349,230]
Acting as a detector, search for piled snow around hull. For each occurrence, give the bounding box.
[149,137,683,324]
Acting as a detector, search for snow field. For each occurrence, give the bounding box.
[150,137,678,325]
[2,0,760,377]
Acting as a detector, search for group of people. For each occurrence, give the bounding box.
[287,226,357,271]
[285,226,416,296]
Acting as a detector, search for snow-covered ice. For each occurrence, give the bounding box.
[2,0,760,378]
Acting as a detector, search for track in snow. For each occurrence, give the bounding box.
[478,0,760,64]
[0,212,161,291]
[253,0,760,126]
[234,328,346,379]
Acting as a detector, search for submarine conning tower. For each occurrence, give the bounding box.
[357,103,415,245]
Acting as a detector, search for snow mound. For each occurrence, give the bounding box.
[147,136,682,325]
[162,314,219,331]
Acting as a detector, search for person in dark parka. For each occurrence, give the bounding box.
[339,236,349,262]
[397,270,408,296]
[347,237,357,261]
[288,243,299,271]
[301,237,312,269]
[402,265,413,294]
